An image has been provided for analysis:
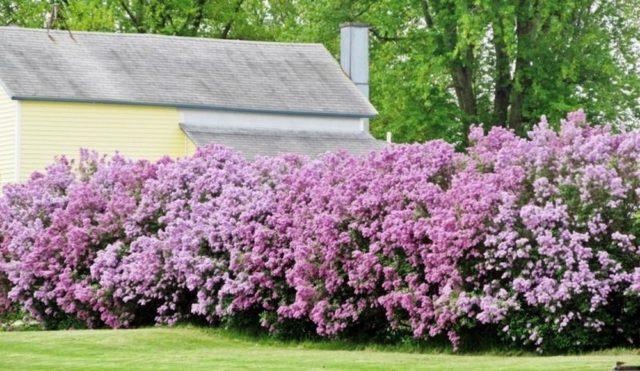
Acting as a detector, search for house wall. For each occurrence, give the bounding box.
[180,108,369,133]
[12,101,371,181]
[19,101,189,180]
[0,86,16,185]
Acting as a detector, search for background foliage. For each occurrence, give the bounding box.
[1,0,639,144]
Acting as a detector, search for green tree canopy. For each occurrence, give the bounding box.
[1,0,639,144]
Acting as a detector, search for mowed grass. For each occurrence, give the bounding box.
[0,327,639,370]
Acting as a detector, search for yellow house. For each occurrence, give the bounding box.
[0,25,380,184]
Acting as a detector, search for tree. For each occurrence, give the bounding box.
[0,0,292,39]
[281,0,640,144]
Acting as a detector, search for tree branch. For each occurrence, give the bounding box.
[180,0,207,36]
[220,0,244,39]
[119,0,145,33]
[420,0,434,28]
[370,28,404,42]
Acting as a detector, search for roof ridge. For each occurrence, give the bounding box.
[0,26,323,47]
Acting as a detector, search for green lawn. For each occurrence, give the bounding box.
[0,327,638,370]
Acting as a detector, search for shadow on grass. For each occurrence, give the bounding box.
[182,312,528,357]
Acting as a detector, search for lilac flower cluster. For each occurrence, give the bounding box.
[0,111,638,352]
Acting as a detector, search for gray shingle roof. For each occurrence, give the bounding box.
[181,124,386,159]
[0,27,377,117]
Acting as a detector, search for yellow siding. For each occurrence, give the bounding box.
[20,101,190,180]
[186,136,197,155]
[0,87,16,185]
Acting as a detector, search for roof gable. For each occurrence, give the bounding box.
[0,27,376,117]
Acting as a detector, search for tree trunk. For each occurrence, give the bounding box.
[421,0,477,134]
[508,0,537,133]
[452,62,477,119]
[492,21,511,126]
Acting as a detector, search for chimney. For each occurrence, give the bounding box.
[340,23,369,99]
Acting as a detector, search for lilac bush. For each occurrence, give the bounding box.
[457,112,640,351]
[215,155,304,325]
[0,158,77,327]
[0,110,638,352]
[0,152,156,328]
[92,146,303,327]
[271,143,466,343]
[92,146,254,325]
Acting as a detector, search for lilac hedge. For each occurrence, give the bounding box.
[1,111,639,352]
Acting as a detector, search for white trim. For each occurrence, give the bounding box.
[14,100,20,182]
[180,108,364,134]
[359,118,370,132]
